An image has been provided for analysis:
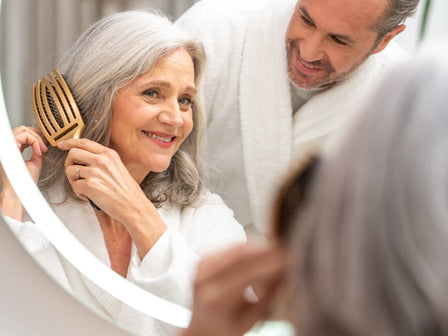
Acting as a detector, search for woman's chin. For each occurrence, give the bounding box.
[146,161,172,174]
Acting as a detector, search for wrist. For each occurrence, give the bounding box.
[0,186,25,221]
[123,198,167,259]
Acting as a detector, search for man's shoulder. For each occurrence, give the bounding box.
[372,41,409,65]
[178,0,296,21]
[349,41,409,84]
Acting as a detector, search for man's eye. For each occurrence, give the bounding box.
[331,36,348,46]
[301,15,313,27]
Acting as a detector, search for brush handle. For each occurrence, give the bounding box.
[88,198,101,211]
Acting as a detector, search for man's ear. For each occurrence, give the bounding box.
[372,24,406,54]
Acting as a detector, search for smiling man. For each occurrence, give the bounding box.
[176,0,419,240]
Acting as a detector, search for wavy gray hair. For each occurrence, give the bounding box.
[39,10,207,208]
[284,48,448,336]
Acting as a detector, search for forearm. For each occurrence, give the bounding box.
[121,197,167,260]
[0,183,25,221]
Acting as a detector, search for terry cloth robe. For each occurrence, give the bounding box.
[176,0,408,239]
[5,187,246,336]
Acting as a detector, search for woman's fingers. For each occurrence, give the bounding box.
[61,139,121,172]
[196,244,286,292]
[10,126,48,183]
[60,139,132,208]
[12,126,48,154]
[58,138,107,154]
[194,244,287,312]
[188,243,288,336]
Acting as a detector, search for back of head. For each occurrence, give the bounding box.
[286,46,448,336]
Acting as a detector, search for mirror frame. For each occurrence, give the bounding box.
[0,213,136,336]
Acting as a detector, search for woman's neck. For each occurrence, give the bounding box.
[96,211,132,278]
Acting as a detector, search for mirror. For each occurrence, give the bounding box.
[0,0,197,335]
[0,2,294,335]
[0,2,194,333]
[0,213,136,336]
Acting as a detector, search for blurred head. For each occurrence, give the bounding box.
[40,10,207,207]
[278,48,448,335]
[286,0,418,89]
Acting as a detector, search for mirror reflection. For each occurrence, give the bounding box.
[0,1,247,335]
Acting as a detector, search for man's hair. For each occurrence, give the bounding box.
[376,0,420,37]
[39,10,207,208]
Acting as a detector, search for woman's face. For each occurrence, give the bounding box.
[109,48,196,182]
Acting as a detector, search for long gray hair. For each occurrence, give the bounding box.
[39,10,207,208]
[284,47,448,336]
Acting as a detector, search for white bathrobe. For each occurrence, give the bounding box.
[5,188,246,336]
[176,0,408,238]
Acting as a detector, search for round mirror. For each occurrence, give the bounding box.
[0,1,194,333]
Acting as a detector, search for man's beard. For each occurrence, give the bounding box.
[287,39,372,90]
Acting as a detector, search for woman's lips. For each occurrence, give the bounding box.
[142,131,175,147]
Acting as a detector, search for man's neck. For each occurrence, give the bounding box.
[290,82,325,113]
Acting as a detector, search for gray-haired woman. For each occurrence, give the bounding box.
[180,46,448,336]
[0,10,245,336]
[284,46,448,336]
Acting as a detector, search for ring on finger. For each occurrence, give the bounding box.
[75,165,82,180]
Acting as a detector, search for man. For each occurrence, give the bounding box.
[176,0,419,240]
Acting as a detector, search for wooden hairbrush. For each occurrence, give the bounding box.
[32,70,101,211]
[32,70,85,146]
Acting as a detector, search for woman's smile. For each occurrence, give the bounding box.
[142,130,176,147]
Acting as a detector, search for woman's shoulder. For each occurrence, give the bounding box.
[160,190,246,255]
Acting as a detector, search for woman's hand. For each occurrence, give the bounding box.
[58,138,166,258]
[182,243,288,336]
[59,138,140,218]
[12,126,48,183]
[0,126,48,221]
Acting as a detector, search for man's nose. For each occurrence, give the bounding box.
[299,32,325,63]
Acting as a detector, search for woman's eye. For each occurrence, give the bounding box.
[178,97,193,106]
[143,89,159,98]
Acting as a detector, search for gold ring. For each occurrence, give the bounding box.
[76,165,82,179]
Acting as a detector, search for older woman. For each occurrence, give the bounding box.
[181,47,448,336]
[0,10,245,336]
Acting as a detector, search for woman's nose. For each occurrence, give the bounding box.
[158,99,183,127]
[299,32,325,63]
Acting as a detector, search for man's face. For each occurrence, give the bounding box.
[286,0,389,90]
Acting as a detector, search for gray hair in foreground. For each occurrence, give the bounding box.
[39,10,207,207]
[286,46,448,336]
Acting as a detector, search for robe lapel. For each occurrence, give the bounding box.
[239,5,295,234]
